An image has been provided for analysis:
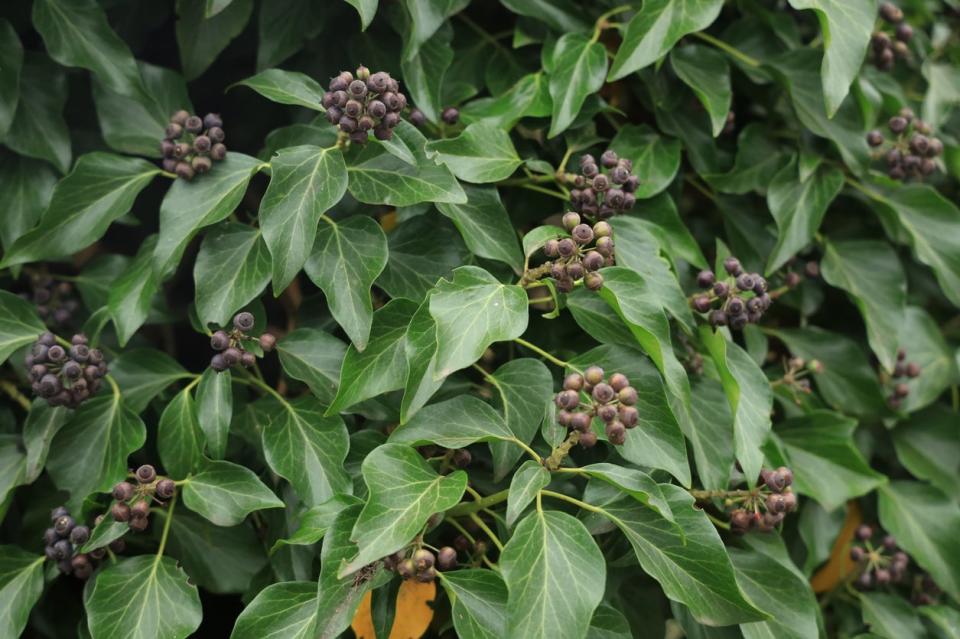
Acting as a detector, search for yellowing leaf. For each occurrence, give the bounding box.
[350,579,437,639]
[810,500,861,593]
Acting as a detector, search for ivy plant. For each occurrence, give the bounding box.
[1,0,959,638]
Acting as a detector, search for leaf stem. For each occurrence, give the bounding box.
[499,174,555,186]
[684,174,716,201]
[160,170,177,179]
[590,5,633,45]
[0,380,31,411]
[154,492,177,565]
[691,31,761,68]
[539,489,604,514]
[706,512,731,530]
[468,512,504,552]
[447,488,510,517]
[513,337,581,373]
[843,176,886,203]
[518,183,569,200]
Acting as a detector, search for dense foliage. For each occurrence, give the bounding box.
[0,0,959,637]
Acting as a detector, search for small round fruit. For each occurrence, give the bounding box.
[136,465,156,484]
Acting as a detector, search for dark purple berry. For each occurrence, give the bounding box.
[135,465,156,484]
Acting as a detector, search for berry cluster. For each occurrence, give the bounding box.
[567,151,638,220]
[867,109,943,181]
[727,467,798,534]
[26,333,107,408]
[322,66,406,144]
[555,367,639,448]
[775,356,823,404]
[209,312,277,372]
[110,465,175,533]
[887,348,921,409]
[43,506,97,578]
[849,525,910,589]
[542,214,614,292]
[870,3,912,71]
[19,275,79,327]
[161,111,227,180]
[783,259,821,288]
[384,545,458,583]
[691,257,771,330]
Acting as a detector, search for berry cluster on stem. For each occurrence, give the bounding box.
[323,66,406,144]
[110,465,175,533]
[26,332,106,408]
[868,108,943,181]
[886,347,921,409]
[691,257,771,330]
[161,111,226,180]
[209,312,277,372]
[534,214,613,293]
[43,506,97,579]
[693,466,798,534]
[870,2,913,70]
[564,150,638,220]
[849,525,910,589]
[20,275,78,327]
[555,366,639,448]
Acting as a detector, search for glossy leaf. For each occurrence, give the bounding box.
[109,348,189,413]
[439,569,508,639]
[157,386,205,479]
[390,394,515,447]
[233,69,326,110]
[670,44,731,136]
[506,460,551,527]
[0,291,44,365]
[4,55,70,173]
[487,358,553,481]
[401,23,454,123]
[176,0,253,80]
[895,307,960,413]
[0,20,22,139]
[276,328,346,405]
[181,459,284,526]
[272,494,360,551]
[0,547,45,639]
[377,212,470,303]
[194,223,272,328]
[231,581,317,639]
[436,184,523,273]
[196,368,233,460]
[166,510,266,594]
[21,400,68,483]
[108,235,163,346]
[0,153,57,253]
[426,122,522,183]
[548,33,607,138]
[344,0,378,29]
[859,592,925,639]
[892,405,960,496]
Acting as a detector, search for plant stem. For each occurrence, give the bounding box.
[691,31,761,68]
[590,5,633,44]
[469,512,504,552]
[518,183,569,200]
[499,174,555,186]
[446,516,477,545]
[528,296,554,305]
[513,337,580,373]
[706,512,731,530]
[539,489,604,514]
[154,492,177,564]
[0,380,31,411]
[447,488,510,518]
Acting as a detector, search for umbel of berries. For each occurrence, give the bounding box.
[867,108,943,181]
[567,150,638,219]
[870,3,912,71]
[849,525,910,589]
[161,111,227,180]
[691,257,771,330]
[25,333,107,408]
[385,545,458,583]
[555,366,639,448]
[541,213,614,293]
[323,65,407,144]
[43,506,97,579]
[210,311,277,372]
[20,275,79,327]
[110,465,176,532]
[726,466,799,534]
[886,347,921,409]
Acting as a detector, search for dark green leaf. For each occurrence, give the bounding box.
[4,55,70,173]
[0,153,57,253]
[487,358,553,481]
[0,153,159,268]
[110,348,189,413]
[232,69,326,110]
[703,124,788,195]
[108,234,163,346]
[390,394,515,447]
[499,0,588,33]
[0,546,45,639]
[165,510,266,594]
[609,124,681,202]
[194,223,271,328]
[276,328,346,406]
[896,307,960,413]
[78,517,128,554]
[176,0,253,80]
[859,592,925,639]
[22,400,68,483]
[344,0,378,30]
[271,494,360,551]
[196,368,232,460]
[181,458,284,526]
[506,460,550,527]
[377,212,470,302]
[426,122,522,183]
[892,405,960,497]
[0,19,23,139]
[256,0,324,70]
[157,386,205,479]
[435,183,522,274]
[548,33,607,138]
[0,291,44,366]
[401,23,453,123]
[439,569,509,639]
[579,464,674,522]
[670,44,731,136]
[231,581,317,639]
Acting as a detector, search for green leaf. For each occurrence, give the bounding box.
[22,400,68,483]
[390,394,515,447]
[206,0,235,16]
[92,62,193,157]
[487,358,553,481]
[231,581,317,639]
[339,443,467,576]
[86,555,202,639]
[597,485,766,626]
[317,503,389,638]
[401,23,454,124]
[165,510,265,594]
[0,153,57,253]
[0,436,24,505]
[256,0,324,70]
[0,153,159,268]
[232,69,326,110]
[271,494,360,551]
[47,394,146,507]
[580,464,674,523]
[32,0,146,99]
[439,569,509,639]
[918,605,960,639]
[327,299,418,415]
[4,55,70,173]
[896,307,960,413]
[588,605,633,639]
[506,460,551,527]
[157,387,205,479]
[0,291,44,366]
[426,122,522,183]
[501,509,606,639]
[548,33,607,138]
[860,592,925,639]
[182,459,283,526]
[698,326,773,484]
[634,192,707,268]
[770,327,886,418]
[609,0,724,81]
[609,216,692,329]
[401,0,464,60]
[344,0,378,29]
[568,288,636,346]
[434,183,521,273]
[108,234,163,346]
[276,328,346,406]
[703,124,789,195]
[878,481,960,601]
[785,0,874,117]
[196,368,232,460]
[378,212,470,302]
[194,223,271,328]
[346,121,467,206]
[0,548,44,639]
[922,62,960,129]
[462,72,547,129]
[798,501,846,576]
[892,405,960,497]
[609,124,682,201]
[153,153,262,276]
[862,181,960,308]
[261,146,348,293]
[670,44,731,137]
[78,517,128,554]
[730,544,820,639]
[261,396,351,507]
[304,215,387,350]
[766,156,844,274]
[499,0,588,32]
[429,266,528,378]
[176,0,253,80]
[0,19,23,140]
[769,411,885,512]
[110,348,189,413]
[821,239,906,371]
[400,293,445,423]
